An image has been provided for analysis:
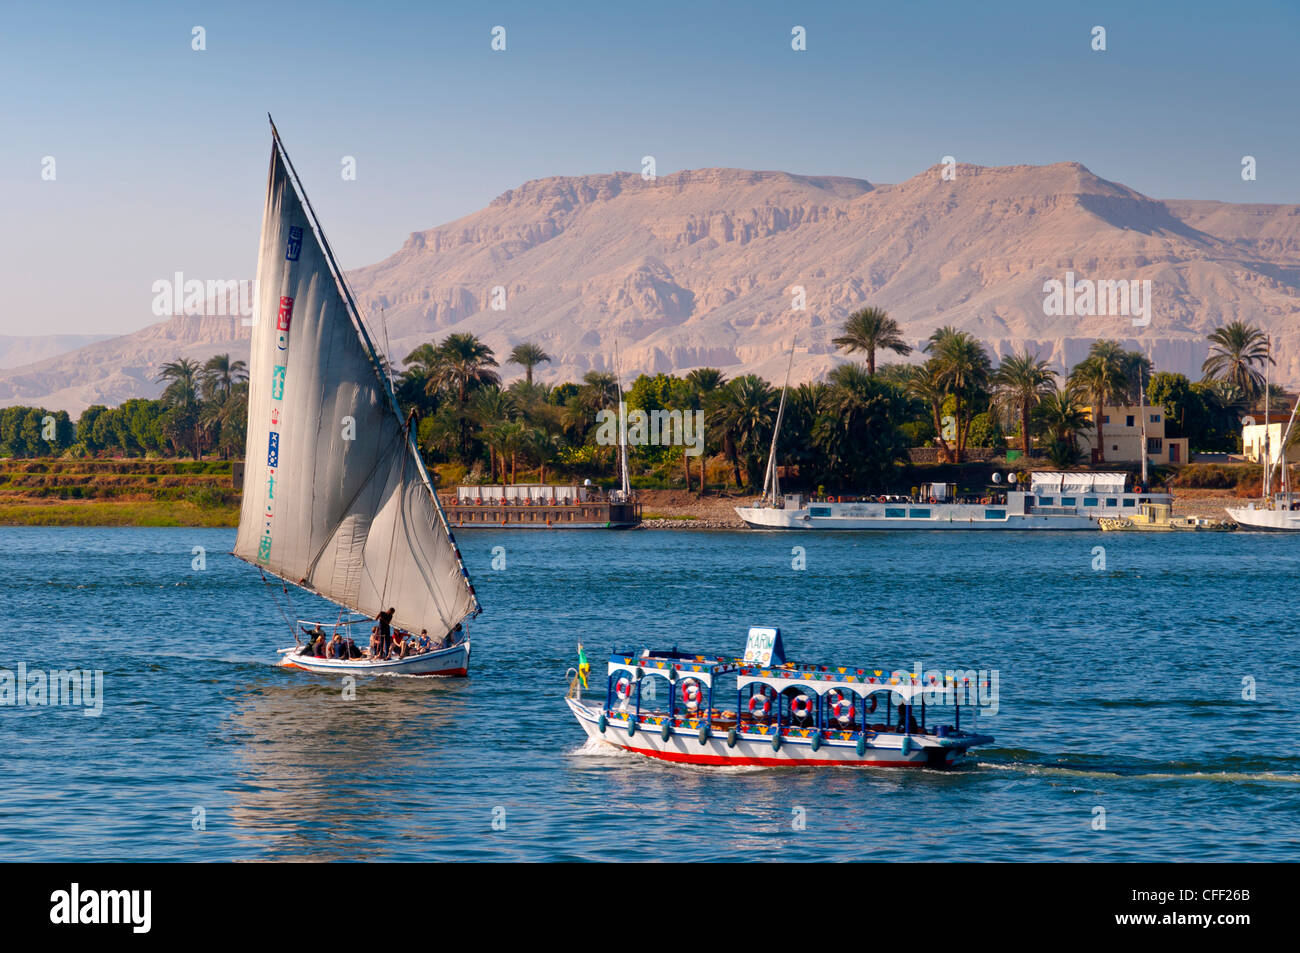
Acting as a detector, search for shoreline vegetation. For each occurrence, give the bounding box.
[0,314,1284,528]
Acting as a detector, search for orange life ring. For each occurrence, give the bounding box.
[928,497,937,505]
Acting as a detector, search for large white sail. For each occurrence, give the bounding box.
[234,123,479,639]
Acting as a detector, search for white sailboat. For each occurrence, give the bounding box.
[234,118,481,676]
[1226,350,1300,530]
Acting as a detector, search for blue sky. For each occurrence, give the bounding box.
[2,0,1297,335]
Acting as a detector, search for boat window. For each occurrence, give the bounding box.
[1122,498,1136,507]
[1039,496,1054,505]
[885,507,906,518]
[908,508,931,519]
[1083,497,1098,507]
[809,506,831,517]
[1106,498,1118,507]
[984,509,1006,520]
[1060,497,1076,507]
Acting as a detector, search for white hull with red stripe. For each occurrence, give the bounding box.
[567,697,989,768]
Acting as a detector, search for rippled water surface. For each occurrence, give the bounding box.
[2,526,1297,861]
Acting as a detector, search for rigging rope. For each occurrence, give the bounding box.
[260,567,301,643]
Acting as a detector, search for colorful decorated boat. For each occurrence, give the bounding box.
[566,628,993,768]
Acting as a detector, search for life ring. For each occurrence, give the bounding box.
[830,692,855,725]
[790,694,813,719]
[681,680,703,712]
[981,496,990,505]
[748,689,773,719]
[929,497,937,505]
[614,676,633,701]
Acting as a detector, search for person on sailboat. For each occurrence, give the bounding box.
[327,633,346,659]
[376,607,396,655]
[368,625,383,660]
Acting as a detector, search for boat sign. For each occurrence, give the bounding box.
[743,626,784,666]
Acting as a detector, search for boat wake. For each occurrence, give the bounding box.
[976,751,1300,785]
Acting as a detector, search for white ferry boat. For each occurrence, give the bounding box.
[736,472,1172,531]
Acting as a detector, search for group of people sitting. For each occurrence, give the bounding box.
[299,606,463,662]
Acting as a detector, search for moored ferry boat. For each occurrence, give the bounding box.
[737,472,1172,530]
[566,628,993,768]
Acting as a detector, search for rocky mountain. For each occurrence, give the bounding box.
[5,162,1299,414]
[0,334,113,370]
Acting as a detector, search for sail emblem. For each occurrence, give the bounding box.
[285,226,302,261]
[267,432,280,467]
[270,365,286,400]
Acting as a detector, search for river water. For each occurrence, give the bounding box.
[2,526,1296,861]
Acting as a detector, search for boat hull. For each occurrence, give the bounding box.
[279,640,471,677]
[1226,506,1300,531]
[735,505,1095,531]
[567,698,987,768]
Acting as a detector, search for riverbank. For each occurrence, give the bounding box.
[0,459,1257,528]
[0,459,240,526]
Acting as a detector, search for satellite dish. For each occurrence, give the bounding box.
[991,473,1003,484]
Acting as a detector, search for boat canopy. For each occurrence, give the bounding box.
[457,484,593,503]
[736,665,963,702]
[1030,471,1129,494]
[607,651,737,687]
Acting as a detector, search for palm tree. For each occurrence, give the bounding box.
[707,376,777,488]
[686,368,726,493]
[1202,320,1271,405]
[433,333,500,404]
[470,387,516,481]
[906,361,953,462]
[991,349,1056,456]
[1068,340,1129,463]
[922,327,992,462]
[813,364,906,487]
[507,342,551,386]
[430,333,499,456]
[156,358,201,410]
[200,354,248,403]
[1034,384,1091,468]
[832,307,912,375]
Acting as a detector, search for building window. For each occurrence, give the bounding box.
[1102,415,1110,424]
[1126,415,1135,427]
[1150,413,1161,423]
[1147,438,1163,453]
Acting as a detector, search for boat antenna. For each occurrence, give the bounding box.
[614,340,630,498]
[762,340,797,506]
[1138,362,1148,488]
[1263,335,1271,502]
